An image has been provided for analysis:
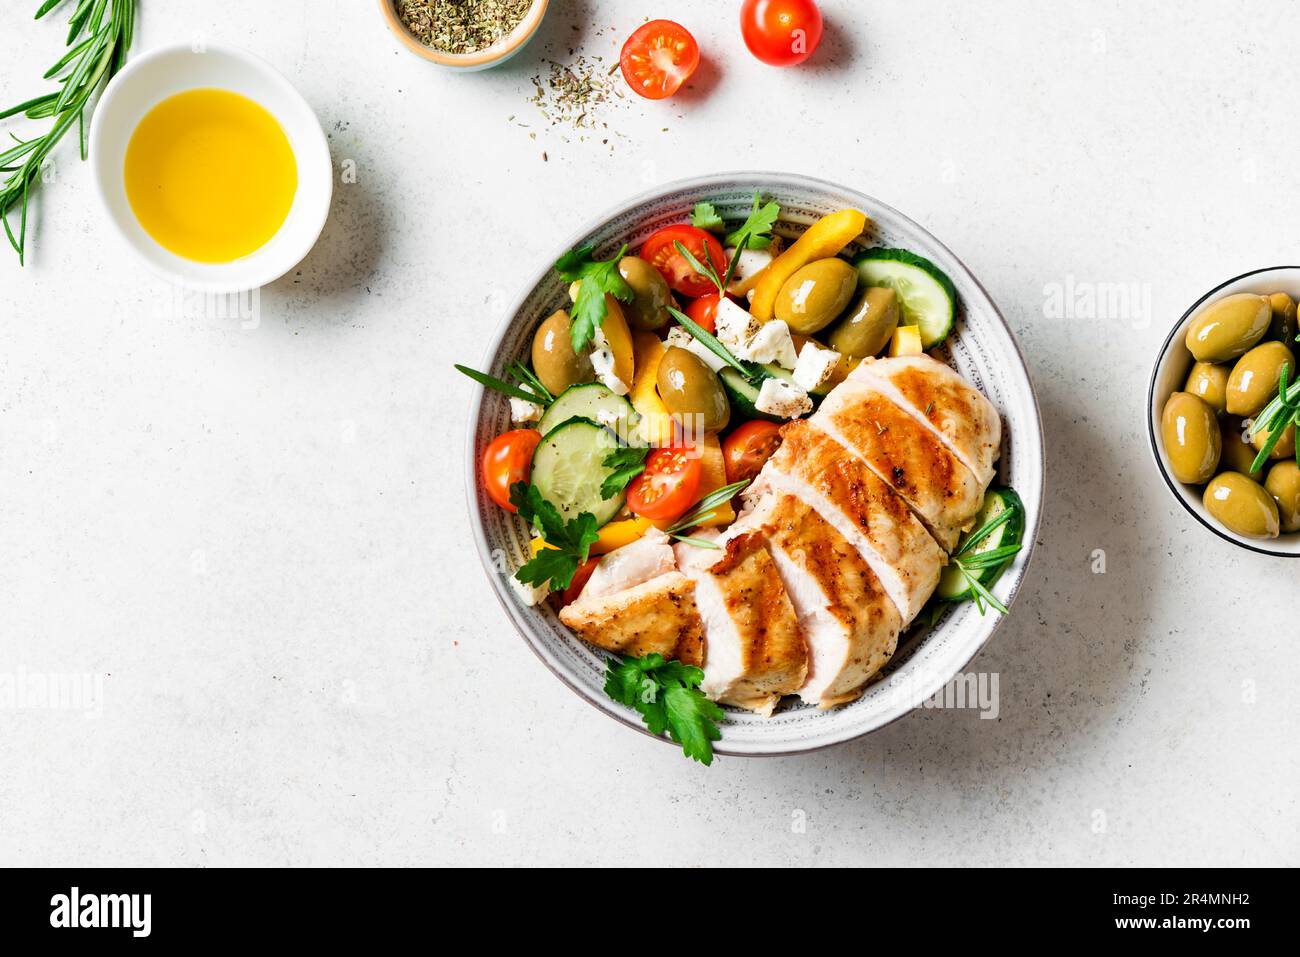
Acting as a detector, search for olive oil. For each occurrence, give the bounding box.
[124,88,297,263]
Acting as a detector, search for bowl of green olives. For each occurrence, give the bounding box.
[1149,266,1300,556]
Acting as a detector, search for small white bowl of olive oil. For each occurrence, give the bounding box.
[91,44,332,293]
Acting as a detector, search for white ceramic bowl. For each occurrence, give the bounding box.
[466,172,1046,755]
[1147,266,1300,557]
[90,44,332,293]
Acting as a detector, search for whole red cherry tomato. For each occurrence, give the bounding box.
[740,0,824,67]
[481,429,542,512]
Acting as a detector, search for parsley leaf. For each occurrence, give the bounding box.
[603,653,724,765]
[600,444,649,499]
[554,244,633,354]
[509,482,600,591]
[724,193,780,251]
[691,201,724,232]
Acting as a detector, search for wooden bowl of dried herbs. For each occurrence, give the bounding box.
[379,0,549,70]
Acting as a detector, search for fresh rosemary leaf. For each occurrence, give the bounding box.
[666,480,750,533]
[666,305,752,376]
[673,239,724,294]
[454,364,548,405]
[954,505,1020,558]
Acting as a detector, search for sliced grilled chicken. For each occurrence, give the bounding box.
[733,493,902,708]
[849,355,1002,486]
[674,530,808,717]
[813,379,984,551]
[747,420,945,623]
[560,530,704,665]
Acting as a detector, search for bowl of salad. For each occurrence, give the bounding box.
[462,172,1044,761]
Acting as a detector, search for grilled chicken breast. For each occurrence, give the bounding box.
[733,493,902,708]
[560,530,705,665]
[813,379,985,551]
[849,355,1002,486]
[674,530,808,716]
[748,420,945,623]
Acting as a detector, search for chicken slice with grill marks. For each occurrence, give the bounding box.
[848,355,1002,487]
[812,378,985,551]
[674,529,808,717]
[747,419,945,624]
[560,529,704,666]
[731,492,902,708]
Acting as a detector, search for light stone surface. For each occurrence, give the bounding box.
[2,0,1298,867]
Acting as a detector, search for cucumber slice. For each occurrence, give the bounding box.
[530,418,625,525]
[854,248,958,349]
[721,369,778,422]
[936,487,1024,602]
[537,383,637,442]
[721,364,825,422]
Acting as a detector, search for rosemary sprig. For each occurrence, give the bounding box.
[948,499,1024,616]
[665,305,754,378]
[664,480,750,546]
[674,232,751,295]
[1247,362,1300,472]
[1,0,136,264]
[454,363,551,406]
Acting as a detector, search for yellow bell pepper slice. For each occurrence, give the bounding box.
[630,330,675,447]
[600,296,635,390]
[689,435,735,528]
[532,515,657,557]
[888,325,923,357]
[749,208,869,322]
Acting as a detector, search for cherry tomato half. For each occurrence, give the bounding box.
[686,293,725,334]
[640,225,726,298]
[626,447,703,522]
[620,19,700,100]
[740,0,824,67]
[722,420,784,486]
[561,556,602,606]
[482,429,542,512]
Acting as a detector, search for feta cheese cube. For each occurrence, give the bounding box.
[713,299,761,354]
[666,327,727,373]
[724,247,774,287]
[510,574,549,607]
[744,320,799,369]
[792,341,842,393]
[754,377,813,419]
[509,396,544,424]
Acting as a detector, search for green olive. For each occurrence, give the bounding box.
[1269,292,1297,344]
[1219,417,1263,479]
[828,287,900,358]
[1184,361,1230,413]
[618,256,672,330]
[531,309,594,397]
[1251,418,1297,460]
[1265,461,1300,533]
[656,347,730,433]
[1184,293,1272,363]
[1161,392,1221,484]
[1225,341,1295,417]
[774,258,859,334]
[1203,472,1280,539]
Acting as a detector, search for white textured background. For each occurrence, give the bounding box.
[2,0,1297,866]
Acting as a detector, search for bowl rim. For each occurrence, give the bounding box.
[377,0,549,67]
[464,170,1047,755]
[89,42,333,293]
[1146,264,1300,559]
